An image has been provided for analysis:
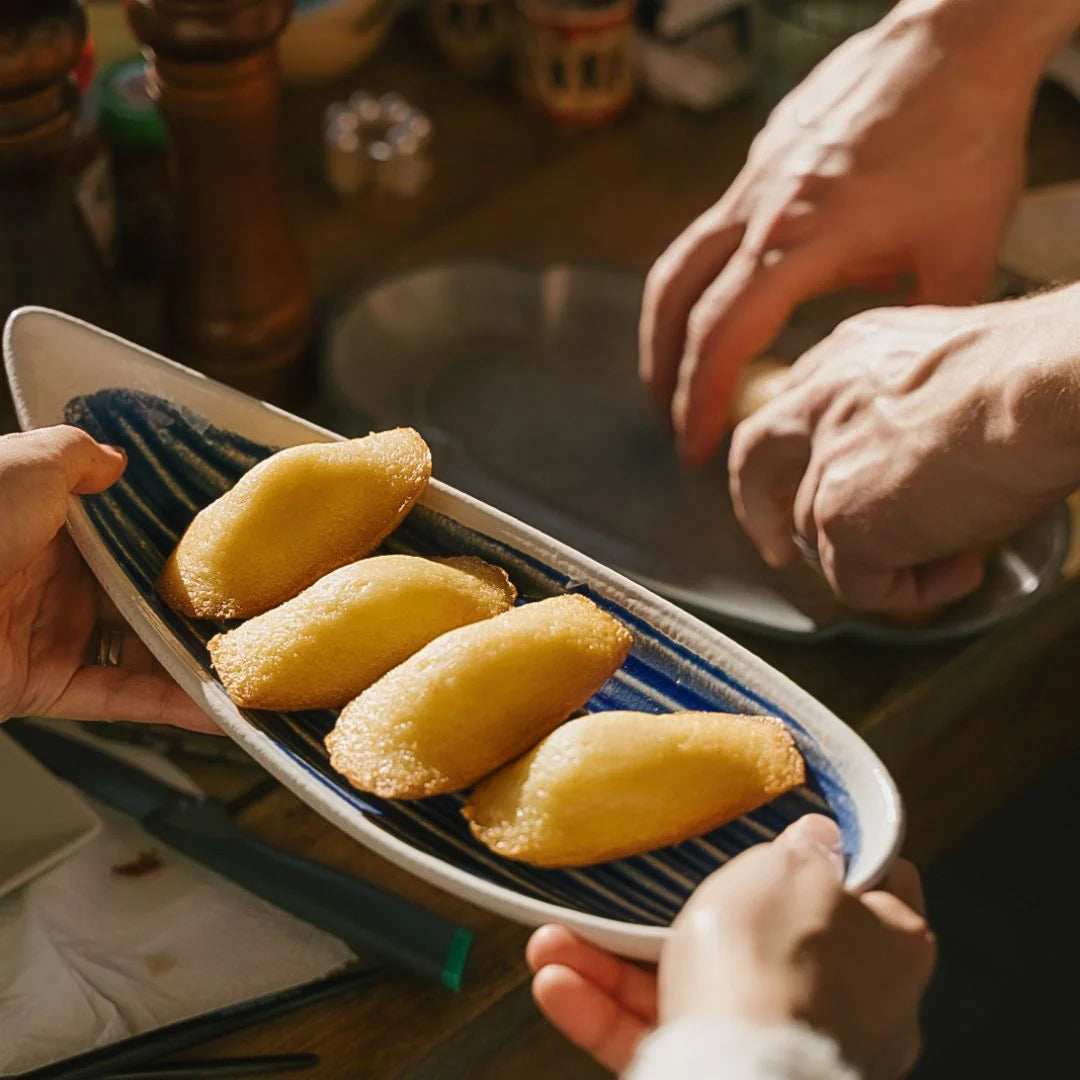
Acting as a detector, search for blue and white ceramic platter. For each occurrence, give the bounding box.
[4,308,903,960]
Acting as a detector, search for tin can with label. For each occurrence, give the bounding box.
[515,0,636,127]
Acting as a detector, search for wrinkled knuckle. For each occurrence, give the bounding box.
[684,300,719,353]
[728,417,772,478]
[834,311,879,340]
[745,125,777,168]
[760,204,818,253]
[643,255,677,307]
[812,478,850,543]
[739,236,789,275]
[735,234,767,266]
[832,316,863,340]
[788,169,835,207]
[56,423,90,442]
[825,385,867,428]
[51,424,94,453]
[814,491,867,600]
[728,418,756,466]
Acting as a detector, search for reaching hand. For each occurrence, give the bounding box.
[640,0,1068,464]
[0,426,215,731]
[528,816,934,1079]
[729,286,1080,613]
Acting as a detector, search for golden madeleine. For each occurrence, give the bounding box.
[463,710,806,867]
[158,429,431,619]
[730,356,791,426]
[325,593,632,798]
[208,555,517,710]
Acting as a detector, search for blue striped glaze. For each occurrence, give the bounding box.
[66,388,856,927]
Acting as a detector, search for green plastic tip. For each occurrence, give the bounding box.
[442,928,473,992]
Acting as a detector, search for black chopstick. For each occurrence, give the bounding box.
[28,966,380,1079]
[106,1053,319,1079]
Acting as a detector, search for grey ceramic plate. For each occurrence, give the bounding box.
[323,260,1070,643]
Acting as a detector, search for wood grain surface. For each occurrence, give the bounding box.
[7,20,1080,1077]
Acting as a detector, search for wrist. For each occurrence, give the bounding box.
[1005,284,1080,461]
[886,0,1080,88]
[625,1016,860,1080]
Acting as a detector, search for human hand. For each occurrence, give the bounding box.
[640,0,1075,464]
[0,426,215,731]
[528,816,933,1078]
[528,923,658,1073]
[662,815,934,1080]
[729,286,1080,613]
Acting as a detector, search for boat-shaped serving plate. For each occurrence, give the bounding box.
[5,307,902,960]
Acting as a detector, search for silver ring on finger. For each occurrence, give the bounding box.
[792,528,823,576]
[95,623,125,668]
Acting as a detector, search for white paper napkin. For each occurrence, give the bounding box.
[0,736,355,1076]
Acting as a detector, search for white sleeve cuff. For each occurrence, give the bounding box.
[623,1015,861,1080]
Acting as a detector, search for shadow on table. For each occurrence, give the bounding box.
[913,749,1080,1079]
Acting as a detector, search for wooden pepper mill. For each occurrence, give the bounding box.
[0,2,113,332]
[124,0,313,403]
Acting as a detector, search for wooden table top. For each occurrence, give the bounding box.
[270,27,1080,869]
[10,21,1080,1078]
